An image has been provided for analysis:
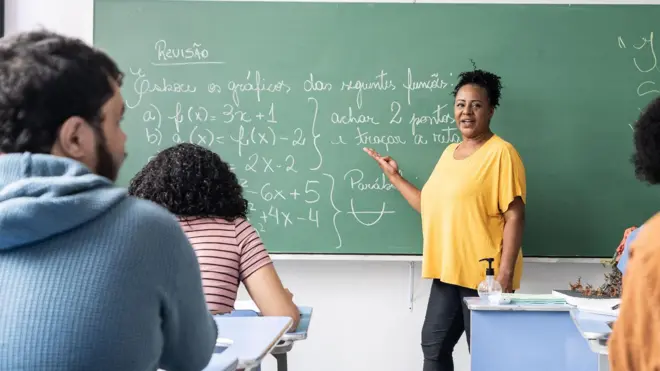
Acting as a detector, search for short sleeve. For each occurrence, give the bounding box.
[498,144,527,213]
[234,218,273,281]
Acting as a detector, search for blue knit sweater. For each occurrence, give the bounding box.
[0,153,217,371]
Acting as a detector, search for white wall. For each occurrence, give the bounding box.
[5,0,645,370]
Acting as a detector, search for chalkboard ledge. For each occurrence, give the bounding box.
[269,254,608,264]
[269,254,608,312]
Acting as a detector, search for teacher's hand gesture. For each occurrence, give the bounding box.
[363,147,399,178]
[363,147,420,213]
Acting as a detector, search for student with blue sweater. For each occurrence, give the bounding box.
[0,30,217,370]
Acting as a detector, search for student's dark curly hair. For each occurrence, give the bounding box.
[451,69,503,108]
[128,143,248,220]
[632,97,660,184]
[0,30,122,153]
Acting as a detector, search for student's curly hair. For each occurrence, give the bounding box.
[451,69,503,108]
[632,97,660,184]
[0,30,122,153]
[128,143,248,220]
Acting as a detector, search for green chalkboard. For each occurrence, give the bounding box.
[94,0,660,257]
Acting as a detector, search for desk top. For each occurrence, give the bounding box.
[571,310,614,340]
[213,316,292,368]
[202,347,239,371]
[570,309,614,355]
[465,297,571,312]
[233,300,313,341]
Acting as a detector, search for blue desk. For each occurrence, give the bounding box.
[465,298,599,371]
[202,347,239,371]
[232,300,313,371]
[212,316,293,371]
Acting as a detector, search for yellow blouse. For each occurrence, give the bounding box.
[420,135,526,289]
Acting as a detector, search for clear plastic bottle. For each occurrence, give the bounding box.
[477,258,503,304]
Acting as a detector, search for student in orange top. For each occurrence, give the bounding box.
[608,96,660,371]
[365,68,526,371]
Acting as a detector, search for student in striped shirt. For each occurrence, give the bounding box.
[128,143,300,329]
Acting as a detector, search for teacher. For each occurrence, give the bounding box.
[365,68,526,370]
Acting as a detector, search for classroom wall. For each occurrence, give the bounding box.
[5,0,649,369]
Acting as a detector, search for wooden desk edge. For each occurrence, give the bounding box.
[241,317,294,369]
[265,318,295,357]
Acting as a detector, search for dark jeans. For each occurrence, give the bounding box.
[421,279,478,371]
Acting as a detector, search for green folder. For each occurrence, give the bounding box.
[504,294,567,305]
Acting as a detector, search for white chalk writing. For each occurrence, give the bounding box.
[126,59,465,251]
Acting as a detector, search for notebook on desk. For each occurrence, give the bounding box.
[503,293,567,305]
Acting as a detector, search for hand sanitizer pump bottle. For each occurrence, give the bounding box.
[477,258,503,304]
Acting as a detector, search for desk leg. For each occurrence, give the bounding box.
[598,354,610,371]
[408,261,415,312]
[273,353,288,371]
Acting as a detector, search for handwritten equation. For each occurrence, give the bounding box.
[619,31,660,131]
[124,39,461,250]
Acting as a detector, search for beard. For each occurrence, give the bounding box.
[94,132,125,182]
[95,143,117,182]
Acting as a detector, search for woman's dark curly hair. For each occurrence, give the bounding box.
[451,69,503,108]
[128,143,248,220]
[632,97,660,184]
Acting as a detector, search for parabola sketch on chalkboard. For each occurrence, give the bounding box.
[348,199,396,227]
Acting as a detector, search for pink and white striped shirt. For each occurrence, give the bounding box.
[179,217,272,314]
